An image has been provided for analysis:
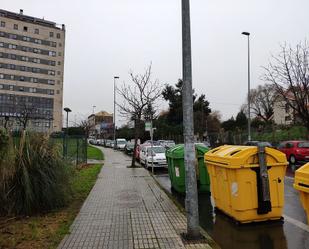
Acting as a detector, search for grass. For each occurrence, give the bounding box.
[87,145,104,160]
[0,164,102,249]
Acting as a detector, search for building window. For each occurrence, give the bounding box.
[23,26,28,32]
[58,61,61,66]
[0,74,4,79]
[59,43,62,47]
[57,71,61,75]
[9,85,13,90]
[58,52,61,56]
[56,90,60,94]
[34,28,39,34]
[285,103,290,113]
[57,80,60,84]
[0,21,5,27]
[0,84,3,89]
[56,33,60,39]
[49,32,54,37]
[14,24,18,30]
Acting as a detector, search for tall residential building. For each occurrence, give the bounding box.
[0,9,65,132]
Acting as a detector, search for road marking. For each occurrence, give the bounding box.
[284,215,309,233]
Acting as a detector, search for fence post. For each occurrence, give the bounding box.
[76,138,79,167]
[62,133,66,159]
[85,136,87,164]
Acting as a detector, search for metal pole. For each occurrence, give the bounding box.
[151,120,154,175]
[113,76,119,149]
[247,35,251,141]
[66,111,69,159]
[182,0,200,239]
[66,111,69,130]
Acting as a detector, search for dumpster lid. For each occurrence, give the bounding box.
[166,144,209,158]
[204,145,288,168]
[294,163,309,193]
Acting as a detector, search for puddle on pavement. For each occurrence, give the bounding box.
[155,174,309,249]
[116,190,142,208]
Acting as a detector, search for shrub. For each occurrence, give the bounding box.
[0,131,73,215]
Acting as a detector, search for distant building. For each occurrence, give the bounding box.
[273,91,309,126]
[88,111,113,138]
[0,9,65,132]
[273,97,295,126]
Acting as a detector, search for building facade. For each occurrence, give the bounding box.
[0,9,65,132]
[88,111,113,138]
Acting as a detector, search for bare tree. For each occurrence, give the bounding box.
[263,41,309,130]
[117,64,162,167]
[16,102,43,130]
[243,84,276,122]
[79,119,92,137]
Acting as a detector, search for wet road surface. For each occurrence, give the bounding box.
[152,166,309,249]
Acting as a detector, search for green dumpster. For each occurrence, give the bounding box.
[166,144,210,193]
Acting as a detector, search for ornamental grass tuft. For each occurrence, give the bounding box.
[0,129,73,216]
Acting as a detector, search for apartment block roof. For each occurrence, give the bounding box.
[0,9,65,30]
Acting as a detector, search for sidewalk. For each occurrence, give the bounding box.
[58,147,211,249]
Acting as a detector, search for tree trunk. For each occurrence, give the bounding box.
[131,119,140,167]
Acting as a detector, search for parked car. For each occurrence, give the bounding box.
[139,145,167,168]
[115,138,127,150]
[105,139,112,147]
[158,140,176,149]
[278,140,309,164]
[244,141,273,147]
[88,138,95,145]
[143,140,160,146]
[125,142,135,154]
[109,141,115,148]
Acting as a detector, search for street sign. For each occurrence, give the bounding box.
[145,121,152,131]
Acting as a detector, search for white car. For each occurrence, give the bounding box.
[139,146,167,168]
[116,138,127,150]
[158,140,176,149]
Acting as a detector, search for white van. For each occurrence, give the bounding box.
[115,138,127,150]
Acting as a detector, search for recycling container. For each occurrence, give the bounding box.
[204,145,288,223]
[166,144,210,193]
[293,163,309,224]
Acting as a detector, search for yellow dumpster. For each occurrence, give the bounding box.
[293,163,309,224]
[205,145,288,223]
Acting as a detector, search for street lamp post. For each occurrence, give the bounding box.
[182,0,200,239]
[64,107,72,158]
[113,76,119,149]
[4,116,9,130]
[242,31,251,141]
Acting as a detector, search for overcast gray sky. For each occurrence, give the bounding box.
[2,0,308,125]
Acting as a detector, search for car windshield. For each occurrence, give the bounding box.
[259,142,272,147]
[149,147,165,153]
[118,141,126,144]
[298,142,309,148]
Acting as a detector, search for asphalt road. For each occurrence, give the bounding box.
[153,166,309,249]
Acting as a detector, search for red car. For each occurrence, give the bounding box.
[278,140,309,164]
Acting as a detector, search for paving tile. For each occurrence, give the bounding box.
[58,147,211,249]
